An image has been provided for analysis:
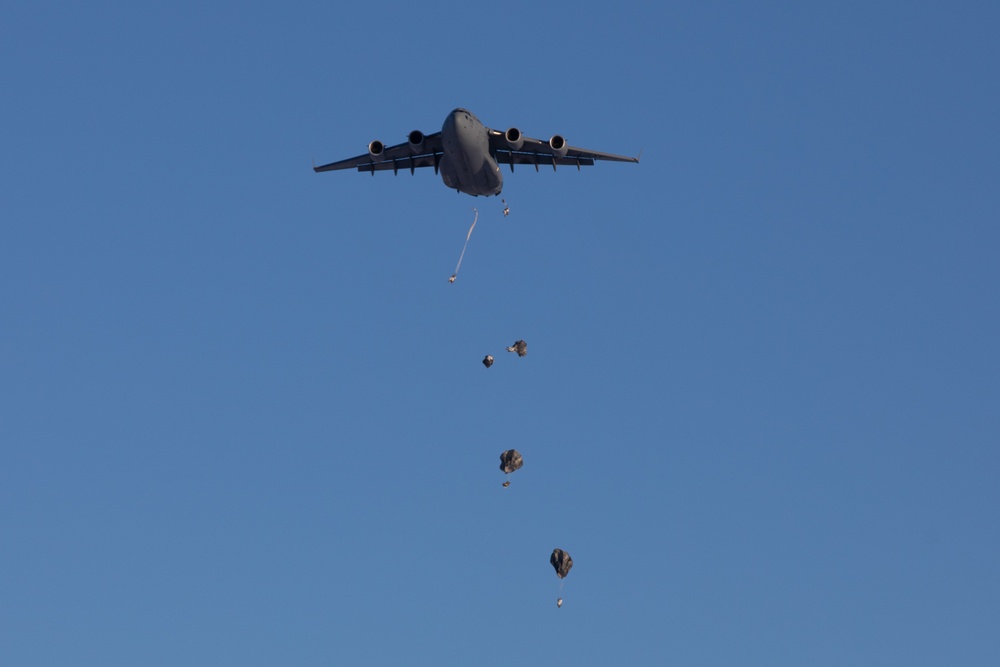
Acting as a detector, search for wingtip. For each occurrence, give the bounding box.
[635,147,643,163]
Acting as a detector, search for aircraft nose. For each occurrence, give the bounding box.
[444,108,466,133]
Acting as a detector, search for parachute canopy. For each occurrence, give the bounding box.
[550,549,573,579]
[499,449,523,474]
[506,340,527,357]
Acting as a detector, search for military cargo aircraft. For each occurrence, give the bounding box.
[313,108,639,197]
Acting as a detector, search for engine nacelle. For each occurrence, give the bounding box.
[368,140,385,160]
[548,135,568,158]
[505,127,524,151]
[408,130,425,152]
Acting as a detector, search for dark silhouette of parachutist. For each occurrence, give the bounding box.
[502,199,509,216]
[506,340,527,357]
[483,355,494,368]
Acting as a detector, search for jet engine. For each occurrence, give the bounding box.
[504,127,524,151]
[408,130,425,152]
[368,140,385,159]
[548,135,568,158]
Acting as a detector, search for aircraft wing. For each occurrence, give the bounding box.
[313,132,445,174]
[487,129,639,170]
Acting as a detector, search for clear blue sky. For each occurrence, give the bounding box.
[3,2,998,665]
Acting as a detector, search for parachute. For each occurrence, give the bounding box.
[550,549,573,579]
[506,340,527,357]
[499,449,523,474]
[499,449,523,487]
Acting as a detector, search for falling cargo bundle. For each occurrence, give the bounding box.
[499,449,523,487]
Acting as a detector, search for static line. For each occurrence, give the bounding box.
[449,208,478,283]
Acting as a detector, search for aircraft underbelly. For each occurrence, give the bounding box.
[441,109,502,196]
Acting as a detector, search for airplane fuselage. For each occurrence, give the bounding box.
[312,108,638,195]
[439,109,503,196]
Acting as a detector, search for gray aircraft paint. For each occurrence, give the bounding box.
[439,109,503,196]
[314,108,638,197]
